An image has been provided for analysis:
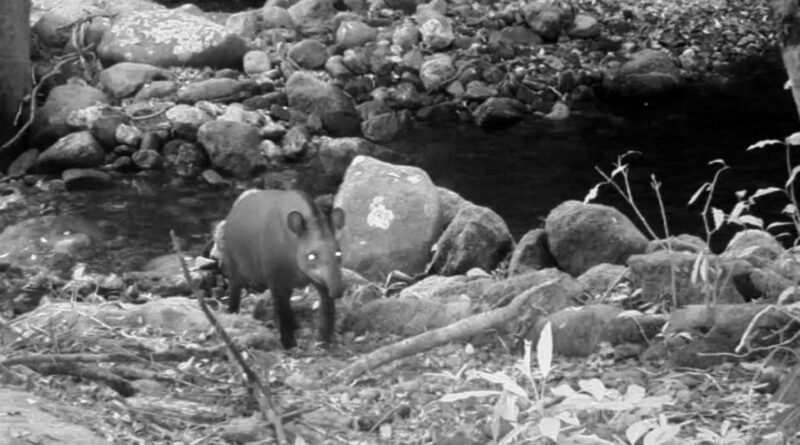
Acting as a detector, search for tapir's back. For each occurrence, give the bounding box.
[222,189,312,288]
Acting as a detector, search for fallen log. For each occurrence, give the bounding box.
[337,280,557,383]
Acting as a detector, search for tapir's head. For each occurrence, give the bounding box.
[287,206,346,299]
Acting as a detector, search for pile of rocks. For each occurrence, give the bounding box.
[14,0,763,187]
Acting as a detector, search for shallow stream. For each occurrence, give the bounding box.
[5,56,798,274]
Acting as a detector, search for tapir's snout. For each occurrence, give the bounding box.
[309,264,344,300]
[324,267,345,300]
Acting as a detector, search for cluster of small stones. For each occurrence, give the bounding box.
[12,0,771,188]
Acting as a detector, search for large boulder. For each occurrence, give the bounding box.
[259,5,296,29]
[31,84,110,149]
[317,136,376,176]
[483,268,585,308]
[197,120,267,178]
[335,21,377,48]
[165,104,212,141]
[36,131,106,172]
[33,2,105,48]
[603,49,680,97]
[98,62,169,98]
[285,71,360,135]
[426,203,514,275]
[508,228,557,276]
[545,200,648,276]
[334,156,443,281]
[522,0,566,42]
[419,53,455,90]
[721,229,785,268]
[627,250,749,305]
[97,9,247,68]
[175,78,257,104]
[288,0,336,33]
[288,38,329,69]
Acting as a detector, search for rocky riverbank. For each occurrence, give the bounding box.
[8,0,778,187]
[2,1,800,443]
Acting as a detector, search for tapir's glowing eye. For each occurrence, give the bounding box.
[307,253,316,262]
[335,250,342,258]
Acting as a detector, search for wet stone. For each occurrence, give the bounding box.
[132,149,164,170]
[62,168,113,191]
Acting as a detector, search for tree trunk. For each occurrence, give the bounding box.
[772,0,800,121]
[0,0,31,171]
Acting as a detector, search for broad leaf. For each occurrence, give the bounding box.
[737,214,763,228]
[746,139,783,150]
[778,286,800,304]
[729,201,746,221]
[470,371,528,399]
[787,132,800,146]
[643,424,681,445]
[611,163,628,178]
[751,187,782,199]
[711,207,725,230]
[539,417,561,441]
[626,418,657,445]
[787,166,800,187]
[438,390,503,403]
[519,339,532,380]
[578,378,607,400]
[537,321,553,378]
[584,183,601,203]
[768,221,793,230]
[623,384,646,404]
[551,384,578,397]
[688,182,709,206]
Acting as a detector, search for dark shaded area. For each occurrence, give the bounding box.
[383,52,799,252]
[6,53,798,273]
[151,0,265,12]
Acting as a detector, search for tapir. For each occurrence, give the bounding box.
[221,189,345,349]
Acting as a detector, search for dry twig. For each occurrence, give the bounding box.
[0,55,80,153]
[169,230,287,444]
[337,279,557,383]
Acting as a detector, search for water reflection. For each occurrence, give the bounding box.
[5,61,797,273]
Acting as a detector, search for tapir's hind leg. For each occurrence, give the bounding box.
[271,284,297,349]
[228,281,243,313]
[226,265,245,313]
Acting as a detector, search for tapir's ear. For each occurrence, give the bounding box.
[331,208,345,230]
[287,211,307,235]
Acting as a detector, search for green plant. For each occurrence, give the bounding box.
[436,322,675,443]
[587,151,679,308]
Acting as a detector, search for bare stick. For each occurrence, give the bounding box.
[337,280,556,383]
[30,361,135,396]
[169,230,287,444]
[0,55,80,153]
[1,347,225,368]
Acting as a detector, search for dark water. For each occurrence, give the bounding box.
[388,57,800,252]
[6,55,798,273]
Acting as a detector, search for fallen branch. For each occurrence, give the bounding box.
[337,279,556,383]
[169,230,287,445]
[127,395,231,424]
[1,346,225,368]
[0,54,80,153]
[30,361,135,396]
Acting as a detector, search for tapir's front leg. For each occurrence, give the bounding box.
[315,284,336,345]
[271,285,297,349]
